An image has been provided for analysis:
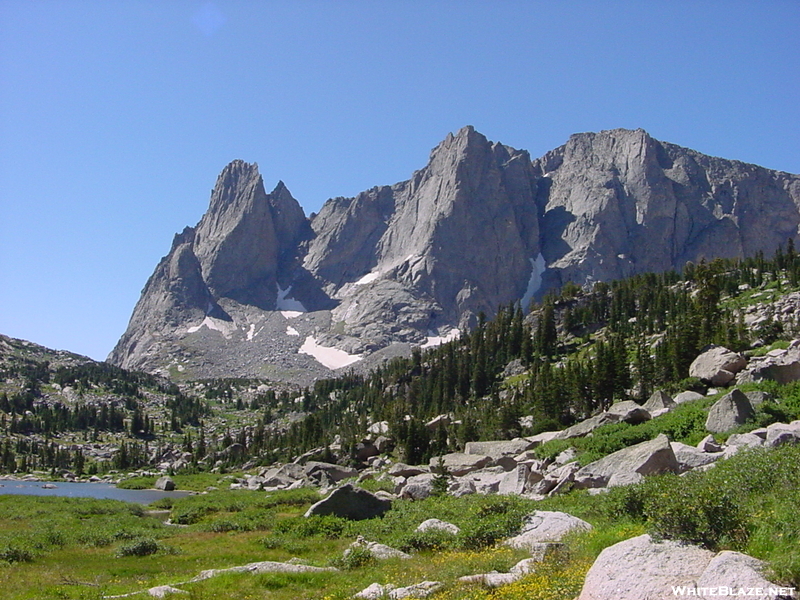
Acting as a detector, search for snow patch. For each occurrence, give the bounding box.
[280,311,303,319]
[246,324,256,341]
[420,328,461,349]
[286,326,300,336]
[298,336,362,370]
[187,316,238,338]
[354,271,381,285]
[521,254,546,310]
[276,285,306,312]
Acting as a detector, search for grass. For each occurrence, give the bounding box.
[5,385,800,598]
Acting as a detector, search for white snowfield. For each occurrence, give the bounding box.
[280,311,303,319]
[298,336,362,370]
[286,326,300,336]
[421,328,460,349]
[354,271,381,285]
[186,316,237,338]
[521,253,546,310]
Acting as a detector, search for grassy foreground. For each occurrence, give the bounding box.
[2,443,800,600]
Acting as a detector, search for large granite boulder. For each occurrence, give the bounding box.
[504,510,592,551]
[573,434,679,489]
[670,441,721,473]
[696,551,794,598]
[738,344,800,384]
[674,390,705,404]
[705,389,755,434]
[464,438,537,460]
[578,535,791,600]
[303,461,358,484]
[606,400,651,424]
[400,473,437,500]
[642,390,677,414]
[304,484,392,520]
[765,421,800,447]
[428,453,493,476]
[155,476,175,491]
[577,534,715,600]
[689,345,748,386]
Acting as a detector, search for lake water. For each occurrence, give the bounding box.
[0,480,190,504]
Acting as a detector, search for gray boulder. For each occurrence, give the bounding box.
[689,345,747,386]
[705,389,755,434]
[155,476,175,491]
[387,463,429,477]
[464,438,536,460]
[557,412,621,439]
[580,537,793,600]
[670,441,721,473]
[738,344,800,384]
[304,461,357,485]
[697,434,724,453]
[304,484,391,520]
[642,390,676,413]
[696,551,793,598]
[606,400,651,424]
[674,390,705,404]
[345,537,410,560]
[577,534,715,600]
[147,585,187,598]
[574,434,679,489]
[416,518,460,535]
[765,421,800,447]
[400,473,436,500]
[428,453,493,476]
[504,510,592,551]
[526,462,578,497]
[447,478,476,497]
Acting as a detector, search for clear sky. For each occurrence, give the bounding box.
[1,1,798,361]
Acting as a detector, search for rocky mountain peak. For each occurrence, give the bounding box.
[110,127,800,383]
[193,160,278,304]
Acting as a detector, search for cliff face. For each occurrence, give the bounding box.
[534,129,800,288]
[109,128,800,382]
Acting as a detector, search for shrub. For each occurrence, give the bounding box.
[398,527,459,553]
[116,537,160,557]
[273,515,348,539]
[330,545,375,570]
[0,543,34,563]
[641,474,749,549]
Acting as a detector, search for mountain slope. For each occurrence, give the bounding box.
[109,127,800,382]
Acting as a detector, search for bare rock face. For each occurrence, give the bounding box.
[305,126,542,340]
[110,128,800,383]
[535,129,800,290]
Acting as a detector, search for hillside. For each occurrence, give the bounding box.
[4,247,800,597]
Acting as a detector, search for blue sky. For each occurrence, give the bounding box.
[1,1,798,361]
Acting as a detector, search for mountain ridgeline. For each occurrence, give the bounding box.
[109,127,800,383]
